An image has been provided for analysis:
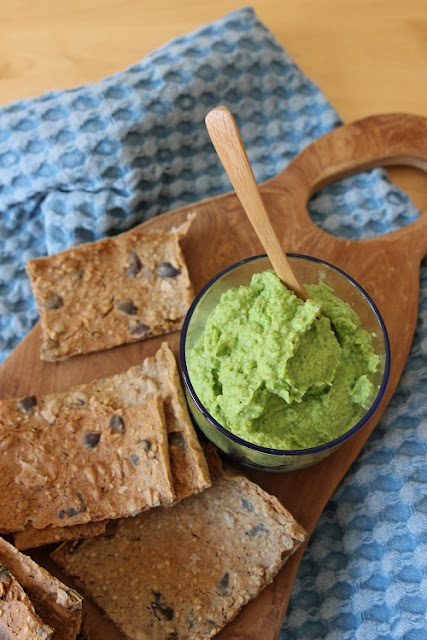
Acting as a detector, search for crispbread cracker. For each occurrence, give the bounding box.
[0,398,175,533]
[26,224,194,361]
[51,466,306,640]
[140,342,211,500]
[0,562,54,639]
[20,342,210,502]
[14,521,108,550]
[0,537,82,640]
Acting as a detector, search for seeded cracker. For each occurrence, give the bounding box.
[17,342,210,502]
[0,537,83,640]
[0,397,175,533]
[1,344,209,545]
[14,521,108,551]
[51,464,306,640]
[26,219,194,361]
[0,562,54,639]
[139,342,211,500]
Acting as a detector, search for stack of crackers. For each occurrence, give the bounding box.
[0,537,83,640]
[0,224,306,640]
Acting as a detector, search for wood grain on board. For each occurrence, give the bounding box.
[1,113,427,639]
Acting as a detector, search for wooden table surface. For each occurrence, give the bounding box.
[1,0,426,211]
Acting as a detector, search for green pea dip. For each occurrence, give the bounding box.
[188,270,380,449]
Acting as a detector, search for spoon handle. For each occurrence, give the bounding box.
[205,105,309,300]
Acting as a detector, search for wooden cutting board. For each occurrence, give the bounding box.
[1,113,427,640]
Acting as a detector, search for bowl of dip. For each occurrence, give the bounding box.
[180,254,390,472]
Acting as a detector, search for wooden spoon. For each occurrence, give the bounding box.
[205,105,309,300]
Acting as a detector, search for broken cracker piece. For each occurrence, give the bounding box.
[51,467,305,640]
[0,562,54,639]
[1,343,209,546]
[16,342,211,502]
[0,537,82,640]
[139,342,211,500]
[0,397,174,533]
[26,224,194,361]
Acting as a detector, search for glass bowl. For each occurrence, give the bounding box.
[180,254,390,472]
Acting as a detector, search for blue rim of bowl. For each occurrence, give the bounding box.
[180,253,391,457]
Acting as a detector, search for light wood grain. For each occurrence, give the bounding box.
[0,0,426,210]
[1,113,426,639]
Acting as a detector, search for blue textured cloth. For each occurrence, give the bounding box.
[0,7,425,639]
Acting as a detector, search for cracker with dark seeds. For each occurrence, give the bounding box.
[11,342,210,503]
[0,397,175,533]
[13,521,108,551]
[0,344,209,545]
[82,341,211,500]
[26,221,194,361]
[51,464,306,640]
[0,562,54,639]
[0,537,82,640]
[139,342,211,500]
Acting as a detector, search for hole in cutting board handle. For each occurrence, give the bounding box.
[307,165,422,241]
[269,112,427,243]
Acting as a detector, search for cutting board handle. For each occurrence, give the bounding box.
[272,113,427,257]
